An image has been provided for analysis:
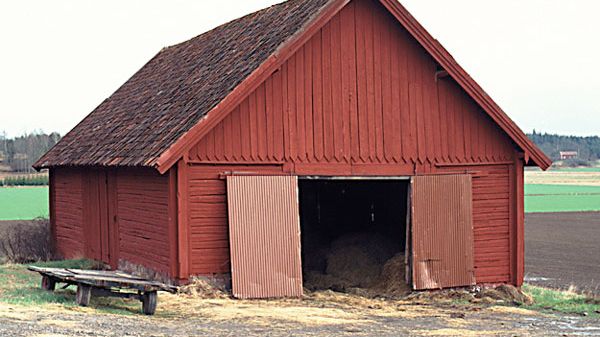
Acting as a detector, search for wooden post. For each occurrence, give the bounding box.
[168,168,179,279]
[515,154,525,286]
[176,161,189,280]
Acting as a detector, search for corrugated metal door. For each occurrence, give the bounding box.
[411,174,475,290]
[226,175,303,299]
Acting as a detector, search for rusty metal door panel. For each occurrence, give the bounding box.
[411,174,475,290]
[226,175,303,299]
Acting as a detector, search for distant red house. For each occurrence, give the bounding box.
[35,0,551,298]
[559,151,578,160]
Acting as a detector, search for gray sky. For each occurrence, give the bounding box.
[1,0,598,138]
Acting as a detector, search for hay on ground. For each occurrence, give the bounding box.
[475,284,533,305]
[179,277,230,299]
[304,232,409,297]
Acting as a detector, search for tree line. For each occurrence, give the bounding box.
[0,131,61,172]
[528,130,600,165]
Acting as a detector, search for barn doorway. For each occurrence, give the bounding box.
[299,178,410,296]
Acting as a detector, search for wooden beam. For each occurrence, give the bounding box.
[176,161,189,279]
[168,167,179,279]
[515,154,525,286]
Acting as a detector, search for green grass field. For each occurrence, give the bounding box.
[525,184,600,213]
[0,187,49,220]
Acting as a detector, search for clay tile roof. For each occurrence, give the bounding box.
[34,0,331,169]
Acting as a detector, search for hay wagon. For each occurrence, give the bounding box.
[28,266,177,315]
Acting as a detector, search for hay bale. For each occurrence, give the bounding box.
[375,253,411,297]
[304,271,347,292]
[329,232,397,264]
[324,232,398,288]
[304,231,409,296]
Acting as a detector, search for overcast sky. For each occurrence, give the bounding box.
[1,0,598,138]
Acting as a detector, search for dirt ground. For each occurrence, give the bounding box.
[525,212,600,294]
[1,293,599,337]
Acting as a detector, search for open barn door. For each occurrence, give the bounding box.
[226,175,303,299]
[410,174,475,290]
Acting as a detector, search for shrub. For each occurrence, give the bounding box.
[0,174,48,186]
[562,158,592,167]
[0,218,55,263]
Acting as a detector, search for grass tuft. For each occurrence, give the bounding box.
[523,284,600,317]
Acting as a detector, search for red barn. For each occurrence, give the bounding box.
[35,0,551,298]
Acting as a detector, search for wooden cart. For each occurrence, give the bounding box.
[28,266,178,315]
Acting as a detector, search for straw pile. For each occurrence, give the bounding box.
[179,276,230,299]
[304,232,410,297]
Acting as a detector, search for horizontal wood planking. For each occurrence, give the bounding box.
[53,168,85,258]
[187,165,283,275]
[470,165,512,283]
[188,0,515,168]
[116,168,171,274]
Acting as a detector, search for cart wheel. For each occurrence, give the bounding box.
[76,285,92,307]
[41,276,56,291]
[142,291,157,315]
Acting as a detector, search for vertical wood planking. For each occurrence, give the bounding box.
[147,1,527,286]
[373,7,384,163]
[168,168,179,278]
[186,1,519,169]
[53,168,85,258]
[321,22,334,161]
[355,0,369,163]
[177,161,190,279]
[340,1,357,162]
[273,70,285,161]
[115,168,171,275]
[304,45,315,162]
[330,13,344,161]
[295,48,306,161]
[312,31,324,161]
[287,55,298,161]
[256,83,268,161]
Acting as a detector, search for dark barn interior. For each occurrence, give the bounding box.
[299,179,411,295]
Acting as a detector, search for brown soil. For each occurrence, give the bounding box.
[525,212,600,294]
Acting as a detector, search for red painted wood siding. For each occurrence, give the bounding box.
[52,168,85,259]
[116,169,171,274]
[181,0,519,284]
[186,165,283,275]
[471,165,511,283]
[189,0,514,166]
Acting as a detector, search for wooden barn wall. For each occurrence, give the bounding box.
[182,0,520,284]
[52,168,85,259]
[115,168,172,275]
[188,0,515,168]
[185,165,284,276]
[437,164,513,284]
